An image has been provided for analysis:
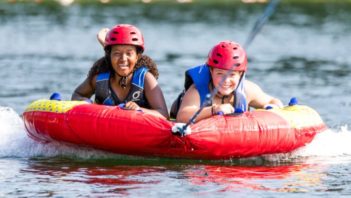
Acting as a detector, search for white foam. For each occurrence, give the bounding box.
[289,126,351,164]
[296,126,351,157]
[0,106,32,157]
[0,106,116,159]
[263,126,351,164]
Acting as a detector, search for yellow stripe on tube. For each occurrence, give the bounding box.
[263,105,324,129]
[25,100,87,113]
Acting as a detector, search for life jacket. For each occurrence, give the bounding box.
[170,64,247,118]
[95,66,150,108]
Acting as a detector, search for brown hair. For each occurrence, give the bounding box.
[87,53,159,81]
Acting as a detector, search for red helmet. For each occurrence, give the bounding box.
[206,41,247,72]
[105,24,144,52]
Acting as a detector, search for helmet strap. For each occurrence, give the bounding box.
[116,72,133,89]
[119,76,128,89]
[215,92,229,104]
[233,72,245,91]
[221,95,227,104]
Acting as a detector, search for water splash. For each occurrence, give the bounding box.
[0,106,117,159]
[296,126,351,157]
[0,106,31,158]
[262,126,351,165]
[288,126,351,165]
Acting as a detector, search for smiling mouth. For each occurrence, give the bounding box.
[221,85,232,89]
[119,64,129,68]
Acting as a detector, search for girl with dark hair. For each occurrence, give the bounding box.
[72,24,168,119]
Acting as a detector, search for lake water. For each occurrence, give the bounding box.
[1,1,351,197]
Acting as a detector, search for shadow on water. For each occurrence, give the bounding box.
[14,156,328,195]
[26,150,310,167]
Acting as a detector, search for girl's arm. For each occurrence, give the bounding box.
[246,80,283,109]
[176,85,213,123]
[143,72,169,119]
[71,76,96,102]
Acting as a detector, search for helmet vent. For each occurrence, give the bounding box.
[213,60,219,64]
[235,63,241,67]
[221,45,225,48]
[216,53,222,57]
[105,24,144,51]
[233,47,238,50]
[233,56,239,59]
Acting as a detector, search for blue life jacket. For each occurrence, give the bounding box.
[185,64,247,111]
[94,66,150,108]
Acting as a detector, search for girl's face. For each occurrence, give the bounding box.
[210,68,242,96]
[110,45,140,76]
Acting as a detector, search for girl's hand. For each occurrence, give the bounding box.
[125,101,141,111]
[97,28,110,47]
[264,104,280,109]
[212,104,234,115]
